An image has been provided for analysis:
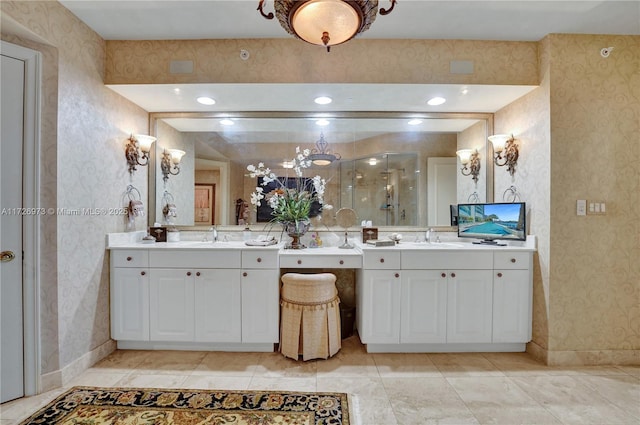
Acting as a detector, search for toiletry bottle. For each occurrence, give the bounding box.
[243,226,252,241]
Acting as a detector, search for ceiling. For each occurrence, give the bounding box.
[60,1,638,135]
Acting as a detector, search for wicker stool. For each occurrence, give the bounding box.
[280,273,341,361]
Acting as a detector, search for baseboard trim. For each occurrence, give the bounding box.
[39,339,117,392]
[527,342,639,366]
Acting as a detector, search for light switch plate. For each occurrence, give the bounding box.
[587,200,606,215]
[576,199,586,216]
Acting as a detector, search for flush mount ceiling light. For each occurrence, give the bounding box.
[258,0,397,52]
[314,96,332,105]
[196,96,216,105]
[427,96,447,106]
[315,119,330,126]
[407,119,423,126]
[220,119,235,126]
[308,132,341,166]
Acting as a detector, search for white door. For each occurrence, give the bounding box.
[194,269,241,342]
[400,270,447,343]
[446,270,494,343]
[1,53,25,403]
[149,269,195,341]
[241,269,279,343]
[427,157,457,226]
[111,268,150,341]
[359,270,401,344]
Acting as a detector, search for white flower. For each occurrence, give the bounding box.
[250,191,264,206]
[323,204,333,210]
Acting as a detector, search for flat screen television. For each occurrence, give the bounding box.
[457,202,526,245]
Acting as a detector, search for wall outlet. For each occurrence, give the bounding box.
[576,199,586,216]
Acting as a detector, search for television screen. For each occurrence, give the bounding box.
[457,202,526,244]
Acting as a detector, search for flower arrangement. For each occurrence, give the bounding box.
[247,147,332,247]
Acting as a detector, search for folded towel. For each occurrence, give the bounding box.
[245,237,277,246]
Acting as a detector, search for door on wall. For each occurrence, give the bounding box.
[1,51,25,403]
[427,157,457,226]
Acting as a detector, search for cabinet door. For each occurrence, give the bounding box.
[149,269,195,341]
[241,269,279,343]
[493,269,531,343]
[401,270,447,343]
[447,270,493,343]
[359,270,401,344]
[195,269,242,342]
[111,268,149,341]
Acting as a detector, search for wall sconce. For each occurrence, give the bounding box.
[161,149,186,183]
[125,134,156,174]
[488,134,520,176]
[456,149,481,183]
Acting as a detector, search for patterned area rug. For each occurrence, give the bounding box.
[20,386,350,424]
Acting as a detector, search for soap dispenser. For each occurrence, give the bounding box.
[243,226,252,241]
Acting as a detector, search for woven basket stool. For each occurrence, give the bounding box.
[279,273,341,361]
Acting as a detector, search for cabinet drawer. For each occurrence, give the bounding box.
[242,250,278,269]
[279,254,362,269]
[363,251,401,269]
[402,251,493,270]
[494,251,531,270]
[111,250,149,268]
[149,250,241,269]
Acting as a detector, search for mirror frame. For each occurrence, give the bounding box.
[148,111,494,230]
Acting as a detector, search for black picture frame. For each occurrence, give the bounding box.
[256,177,322,223]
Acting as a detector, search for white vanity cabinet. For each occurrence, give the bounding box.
[241,249,279,343]
[110,250,149,341]
[492,251,533,343]
[148,250,242,343]
[357,250,402,344]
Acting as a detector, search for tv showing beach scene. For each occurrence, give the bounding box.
[457,202,526,243]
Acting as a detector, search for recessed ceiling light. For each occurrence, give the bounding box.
[460,86,469,95]
[314,96,332,105]
[408,119,423,126]
[368,158,377,166]
[173,88,181,94]
[196,96,216,105]
[315,119,330,126]
[427,96,446,106]
[220,119,234,126]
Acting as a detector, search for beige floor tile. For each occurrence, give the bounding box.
[0,388,66,422]
[181,375,252,391]
[254,352,318,377]
[249,377,317,392]
[428,353,504,377]
[316,350,379,378]
[64,371,129,388]
[317,377,397,425]
[510,375,639,424]
[616,365,640,377]
[115,373,190,389]
[574,374,640,419]
[134,350,208,375]
[373,353,443,378]
[87,349,151,374]
[191,351,262,376]
[382,377,479,424]
[483,352,585,376]
[446,376,563,424]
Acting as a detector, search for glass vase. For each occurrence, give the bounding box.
[282,220,310,249]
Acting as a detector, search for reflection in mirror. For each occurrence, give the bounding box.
[150,112,493,228]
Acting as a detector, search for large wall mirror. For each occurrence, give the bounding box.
[148,111,494,229]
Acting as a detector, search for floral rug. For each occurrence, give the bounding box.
[20,386,349,424]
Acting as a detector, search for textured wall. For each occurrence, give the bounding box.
[105,39,539,85]
[546,34,639,364]
[1,1,149,375]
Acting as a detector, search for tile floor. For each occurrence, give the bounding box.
[1,336,638,424]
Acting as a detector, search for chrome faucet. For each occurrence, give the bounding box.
[209,226,218,242]
[425,228,434,243]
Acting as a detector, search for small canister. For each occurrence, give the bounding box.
[166,229,180,242]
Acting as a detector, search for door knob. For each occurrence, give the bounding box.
[1,251,16,262]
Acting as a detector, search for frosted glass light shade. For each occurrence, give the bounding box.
[488,134,512,153]
[168,149,186,165]
[292,0,361,46]
[456,149,473,165]
[134,134,156,153]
